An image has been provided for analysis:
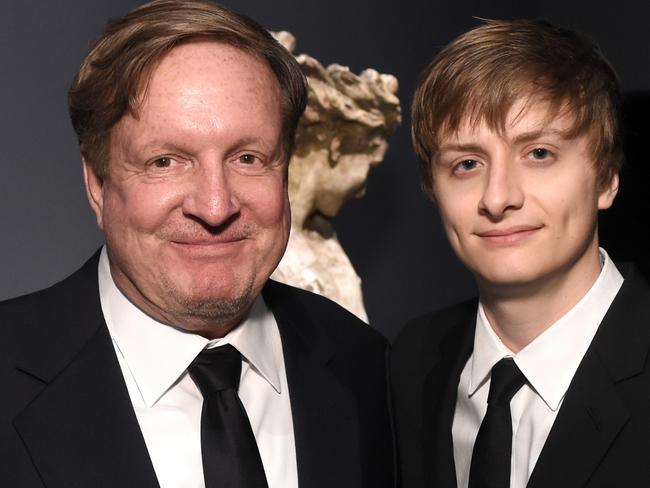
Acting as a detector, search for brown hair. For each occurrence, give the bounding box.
[411,19,623,197]
[69,0,308,177]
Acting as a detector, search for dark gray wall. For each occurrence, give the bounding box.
[1,0,648,339]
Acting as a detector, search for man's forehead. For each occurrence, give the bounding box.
[438,97,578,145]
[128,40,277,113]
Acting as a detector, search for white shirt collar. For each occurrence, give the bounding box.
[97,247,282,408]
[470,248,624,410]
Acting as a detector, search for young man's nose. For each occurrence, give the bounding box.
[478,161,524,219]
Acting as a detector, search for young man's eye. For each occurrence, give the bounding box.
[455,159,479,172]
[531,148,551,159]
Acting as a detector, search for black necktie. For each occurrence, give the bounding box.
[468,357,527,488]
[188,344,269,488]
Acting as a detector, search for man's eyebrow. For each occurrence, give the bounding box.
[437,142,486,154]
[135,135,277,153]
[436,128,571,158]
[510,128,568,144]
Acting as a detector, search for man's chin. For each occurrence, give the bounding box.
[178,292,253,321]
[159,277,256,329]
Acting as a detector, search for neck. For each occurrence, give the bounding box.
[478,244,603,353]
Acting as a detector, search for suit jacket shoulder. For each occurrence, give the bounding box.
[0,253,104,373]
[528,263,650,487]
[392,299,477,382]
[262,280,395,488]
[264,279,387,344]
[390,299,477,488]
[0,252,160,487]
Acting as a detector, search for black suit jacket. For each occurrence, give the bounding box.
[0,252,394,488]
[391,263,650,487]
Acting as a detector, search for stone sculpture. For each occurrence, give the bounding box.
[271,32,401,321]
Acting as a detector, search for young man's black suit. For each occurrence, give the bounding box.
[391,263,650,487]
[0,252,394,488]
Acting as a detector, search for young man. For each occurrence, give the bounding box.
[392,20,650,488]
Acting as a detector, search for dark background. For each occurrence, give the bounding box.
[1,0,649,340]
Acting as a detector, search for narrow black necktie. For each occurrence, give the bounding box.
[188,344,269,488]
[468,357,527,488]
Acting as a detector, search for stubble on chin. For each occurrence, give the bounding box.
[158,273,256,331]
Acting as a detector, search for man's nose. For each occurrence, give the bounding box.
[478,160,524,220]
[182,162,241,227]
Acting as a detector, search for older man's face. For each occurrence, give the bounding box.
[84,41,290,337]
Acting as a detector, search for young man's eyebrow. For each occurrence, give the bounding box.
[510,128,569,144]
[438,128,569,152]
[437,142,486,153]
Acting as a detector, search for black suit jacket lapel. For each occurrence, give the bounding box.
[528,265,650,487]
[262,281,362,488]
[9,253,159,488]
[422,301,476,488]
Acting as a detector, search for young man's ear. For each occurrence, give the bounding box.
[598,172,619,210]
[82,156,105,230]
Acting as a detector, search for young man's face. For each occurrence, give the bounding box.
[431,99,618,293]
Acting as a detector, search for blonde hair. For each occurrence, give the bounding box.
[412,19,623,197]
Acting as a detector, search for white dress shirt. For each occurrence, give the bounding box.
[97,248,298,488]
[452,249,624,488]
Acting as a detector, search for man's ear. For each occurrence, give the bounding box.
[598,172,619,210]
[82,157,105,230]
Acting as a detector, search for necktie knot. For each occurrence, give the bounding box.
[469,357,527,488]
[188,343,269,488]
[189,344,242,395]
[487,357,526,407]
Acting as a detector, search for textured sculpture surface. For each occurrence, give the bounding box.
[271,32,401,321]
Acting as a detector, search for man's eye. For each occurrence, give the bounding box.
[152,157,173,168]
[531,148,551,159]
[455,159,479,172]
[239,154,259,165]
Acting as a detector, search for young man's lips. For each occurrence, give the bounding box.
[476,226,542,244]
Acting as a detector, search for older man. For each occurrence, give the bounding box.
[0,2,393,487]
